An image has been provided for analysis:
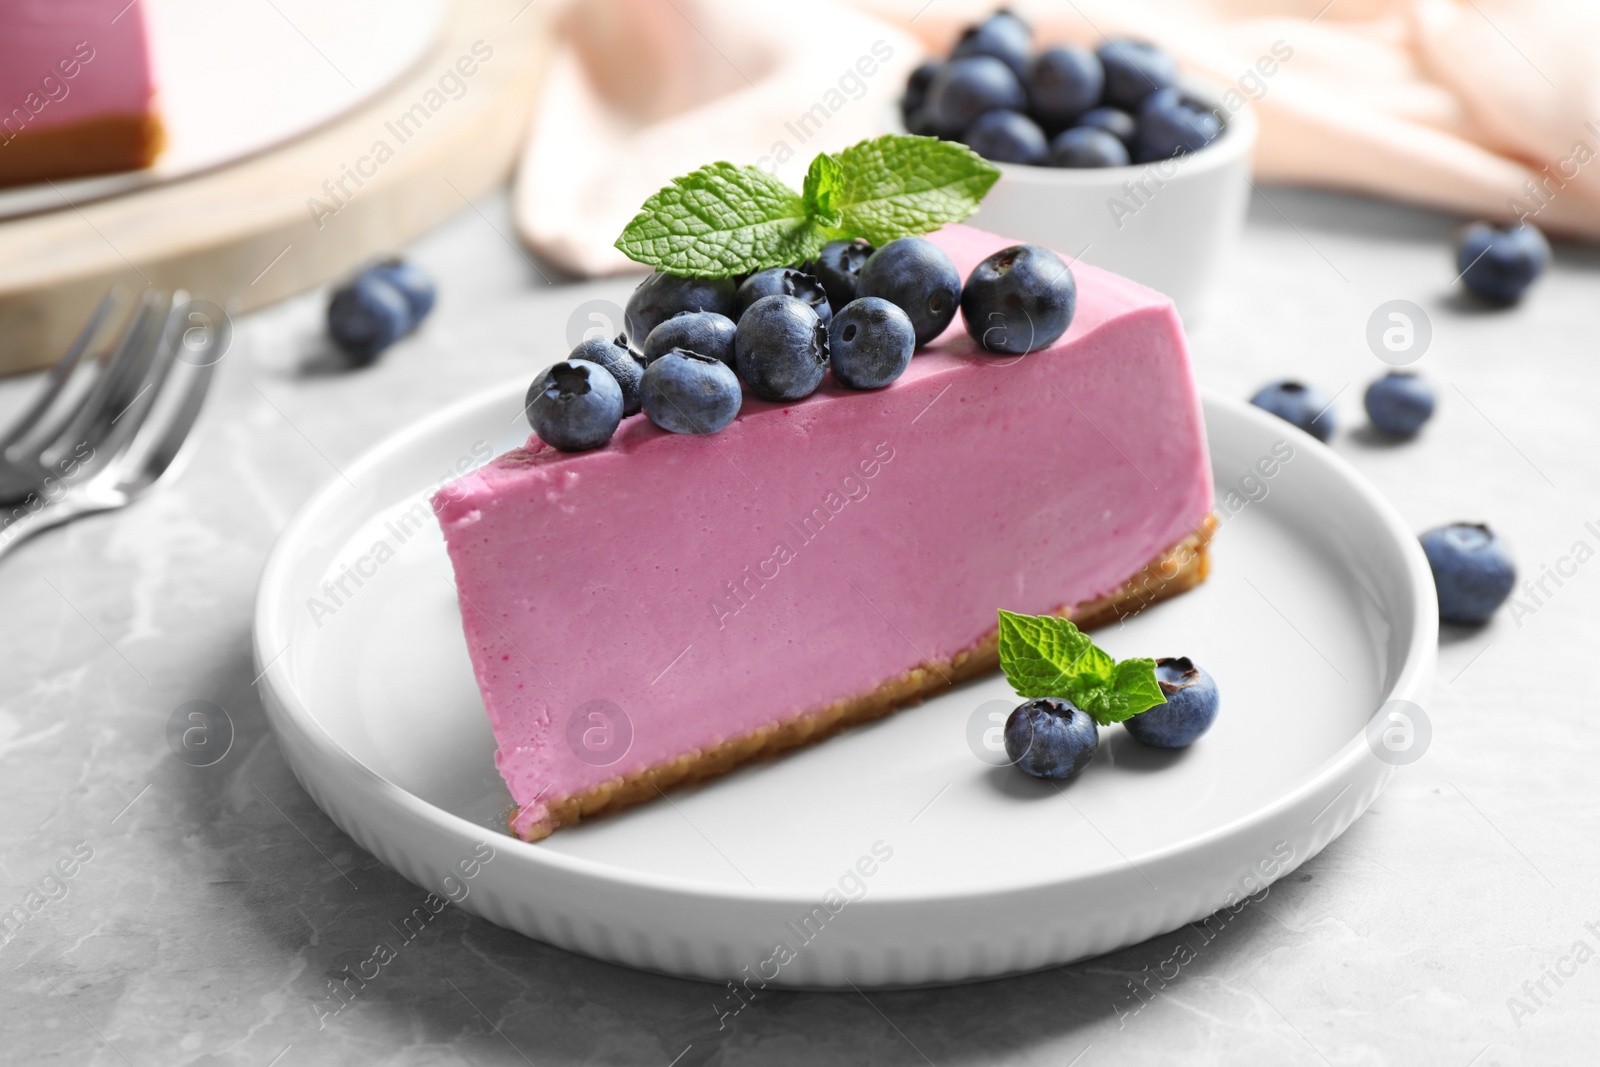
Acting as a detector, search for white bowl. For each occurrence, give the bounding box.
[891,86,1257,323]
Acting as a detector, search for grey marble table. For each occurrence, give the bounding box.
[3,185,1596,1067]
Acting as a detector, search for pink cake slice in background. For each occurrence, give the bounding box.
[0,0,163,188]
[434,224,1215,841]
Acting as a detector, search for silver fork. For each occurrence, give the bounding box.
[0,289,220,562]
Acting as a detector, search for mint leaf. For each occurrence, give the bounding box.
[996,610,1167,726]
[997,610,1093,697]
[1098,657,1168,724]
[803,152,844,229]
[612,135,1001,277]
[614,161,827,278]
[832,135,1001,244]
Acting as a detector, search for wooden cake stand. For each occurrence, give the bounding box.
[0,0,550,375]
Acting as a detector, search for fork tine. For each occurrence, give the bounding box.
[85,292,187,469]
[114,343,217,496]
[41,290,169,466]
[0,292,221,567]
[0,290,119,453]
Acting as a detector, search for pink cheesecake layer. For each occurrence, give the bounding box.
[1,1,157,133]
[434,225,1213,838]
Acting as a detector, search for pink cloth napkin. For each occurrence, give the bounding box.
[515,0,1600,276]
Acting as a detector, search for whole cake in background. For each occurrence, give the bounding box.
[0,0,164,188]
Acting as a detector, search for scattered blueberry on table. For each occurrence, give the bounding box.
[1123,657,1219,748]
[326,258,435,365]
[642,310,737,368]
[905,16,1212,168]
[1249,380,1337,443]
[828,297,916,390]
[1005,697,1099,780]
[961,243,1077,354]
[857,236,963,346]
[1364,371,1435,437]
[734,295,830,402]
[1456,221,1550,305]
[567,335,644,417]
[1420,523,1516,624]
[640,349,743,435]
[367,259,437,324]
[526,360,624,452]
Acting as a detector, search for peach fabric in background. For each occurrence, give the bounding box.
[514,0,920,275]
[515,0,1600,276]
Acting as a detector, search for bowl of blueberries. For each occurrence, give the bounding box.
[894,10,1257,321]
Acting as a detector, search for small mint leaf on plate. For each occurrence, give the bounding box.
[614,161,826,278]
[996,610,1167,726]
[1101,657,1168,723]
[833,134,1001,244]
[996,609,1096,696]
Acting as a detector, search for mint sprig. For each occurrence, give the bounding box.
[830,135,1002,245]
[996,610,1167,726]
[613,135,1000,278]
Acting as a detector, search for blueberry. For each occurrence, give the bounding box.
[926,55,1026,134]
[640,349,742,435]
[902,60,942,120]
[807,239,875,314]
[1004,698,1098,780]
[1457,222,1550,305]
[624,272,739,353]
[960,244,1076,355]
[367,259,436,328]
[642,310,737,369]
[1364,371,1435,437]
[1047,126,1130,168]
[526,360,624,451]
[1136,88,1221,162]
[734,295,829,402]
[327,274,411,365]
[736,267,832,327]
[950,11,1032,79]
[1420,523,1516,624]
[1124,658,1219,748]
[567,335,644,416]
[905,107,945,138]
[857,237,962,347]
[1075,106,1138,151]
[1097,38,1176,111]
[828,298,915,390]
[963,109,1048,165]
[1249,381,1336,442]
[1027,46,1103,129]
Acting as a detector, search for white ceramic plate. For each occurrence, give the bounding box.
[0,0,445,220]
[254,382,1436,988]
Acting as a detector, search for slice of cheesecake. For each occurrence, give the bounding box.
[435,224,1215,841]
[0,0,163,188]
